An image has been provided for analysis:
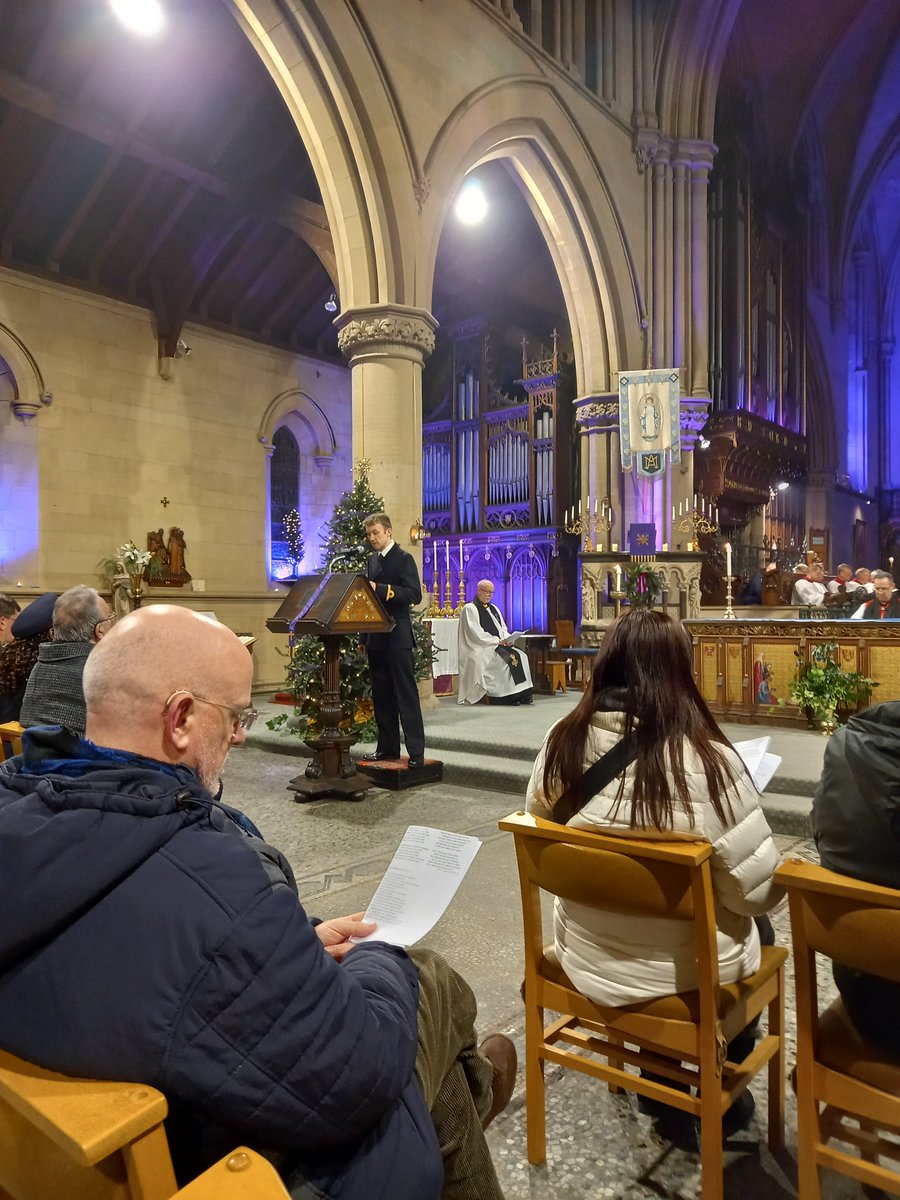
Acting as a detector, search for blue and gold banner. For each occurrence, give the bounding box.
[618,369,680,479]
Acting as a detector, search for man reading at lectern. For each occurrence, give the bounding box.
[363,513,426,767]
[458,579,533,706]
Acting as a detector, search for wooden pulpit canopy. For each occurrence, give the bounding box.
[266,573,394,636]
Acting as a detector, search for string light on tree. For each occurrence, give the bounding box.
[283,509,304,574]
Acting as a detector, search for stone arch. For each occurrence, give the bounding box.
[0,321,53,421]
[257,389,337,462]
[230,1,419,310]
[656,0,743,140]
[420,78,644,395]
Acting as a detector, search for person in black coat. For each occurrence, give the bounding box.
[849,570,900,619]
[363,513,426,766]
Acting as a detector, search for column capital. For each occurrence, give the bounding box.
[574,393,619,432]
[672,139,717,173]
[336,304,438,364]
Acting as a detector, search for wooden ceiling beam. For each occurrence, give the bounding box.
[89,171,157,284]
[261,258,324,338]
[126,183,198,295]
[0,67,332,267]
[231,231,298,327]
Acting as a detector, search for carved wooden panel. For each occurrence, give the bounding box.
[726,642,744,703]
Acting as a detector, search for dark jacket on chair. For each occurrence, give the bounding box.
[0,727,442,1200]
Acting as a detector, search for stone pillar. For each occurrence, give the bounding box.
[881,337,895,488]
[336,304,437,553]
[688,146,715,399]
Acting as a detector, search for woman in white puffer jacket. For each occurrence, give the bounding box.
[525,607,784,1009]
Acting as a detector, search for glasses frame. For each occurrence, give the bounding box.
[164,689,259,731]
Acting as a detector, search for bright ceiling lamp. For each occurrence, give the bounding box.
[109,0,165,36]
[455,180,487,225]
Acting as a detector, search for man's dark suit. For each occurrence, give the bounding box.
[366,543,425,760]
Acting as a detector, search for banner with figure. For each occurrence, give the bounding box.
[618,369,680,479]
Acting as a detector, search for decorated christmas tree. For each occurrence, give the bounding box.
[319,459,383,571]
[283,508,304,575]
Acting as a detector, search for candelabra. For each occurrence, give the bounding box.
[427,567,442,618]
[674,509,719,539]
[565,501,613,554]
[723,574,736,620]
[453,567,465,616]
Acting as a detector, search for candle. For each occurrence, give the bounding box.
[459,541,463,570]
[594,497,598,515]
[678,501,683,516]
[611,542,618,552]
[578,499,582,516]
[615,564,622,589]
[725,542,732,576]
[445,540,450,573]
[662,541,668,552]
[671,505,675,521]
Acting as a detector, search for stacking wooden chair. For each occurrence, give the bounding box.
[0,721,24,761]
[776,859,900,1199]
[173,1148,289,1198]
[501,810,786,1200]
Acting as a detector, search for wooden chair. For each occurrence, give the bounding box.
[776,859,900,1199]
[0,1047,291,1200]
[550,620,576,685]
[500,810,786,1200]
[0,721,24,760]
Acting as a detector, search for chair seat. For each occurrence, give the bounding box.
[817,999,900,1094]
[540,943,787,1024]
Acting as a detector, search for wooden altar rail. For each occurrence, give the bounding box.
[684,618,900,727]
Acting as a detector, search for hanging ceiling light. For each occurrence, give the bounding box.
[109,0,165,36]
[324,293,338,312]
[455,180,488,225]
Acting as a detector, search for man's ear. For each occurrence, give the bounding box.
[162,694,194,754]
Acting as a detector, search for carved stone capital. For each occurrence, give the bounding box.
[11,391,53,422]
[575,392,619,431]
[336,305,438,364]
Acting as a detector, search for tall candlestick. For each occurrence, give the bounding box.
[445,539,450,573]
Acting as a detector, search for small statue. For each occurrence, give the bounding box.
[146,529,169,577]
[166,528,190,582]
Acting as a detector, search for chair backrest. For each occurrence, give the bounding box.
[499,810,721,993]
[776,859,900,985]
[0,721,24,760]
[0,1047,176,1200]
[555,620,576,648]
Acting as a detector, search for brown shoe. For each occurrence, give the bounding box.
[478,1034,517,1129]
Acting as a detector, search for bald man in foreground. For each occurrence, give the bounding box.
[0,607,514,1200]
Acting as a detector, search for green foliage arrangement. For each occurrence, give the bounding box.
[622,561,663,608]
[777,642,877,732]
[269,462,436,744]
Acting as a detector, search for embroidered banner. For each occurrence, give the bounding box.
[618,369,681,479]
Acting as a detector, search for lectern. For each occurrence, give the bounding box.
[266,573,394,800]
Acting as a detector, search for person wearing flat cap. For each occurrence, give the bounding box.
[0,593,57,724]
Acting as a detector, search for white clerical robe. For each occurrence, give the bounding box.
[457,601,533,705]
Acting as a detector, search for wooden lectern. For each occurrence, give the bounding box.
[266,574,394,800]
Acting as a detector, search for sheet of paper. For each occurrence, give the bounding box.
[732,736,781,792]
[353,826,482,947]
[506,631,526,644]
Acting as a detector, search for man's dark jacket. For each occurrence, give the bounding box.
[366,543,422,652]
[0,728,442,1200]
[811,702,900,1045]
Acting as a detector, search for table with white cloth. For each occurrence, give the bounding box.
[426,618,459,694]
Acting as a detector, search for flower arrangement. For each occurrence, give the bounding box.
[776,642,877,734]
[99,541,160,583]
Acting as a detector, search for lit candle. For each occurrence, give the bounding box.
[445,540,450,573]
[459,541,463,570]
[615,564,622,589]
[725,542,732,576]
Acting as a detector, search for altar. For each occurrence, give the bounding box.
[684,617,900,726]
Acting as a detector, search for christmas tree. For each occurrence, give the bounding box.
[283,509,304,574]
[319,459,383,571]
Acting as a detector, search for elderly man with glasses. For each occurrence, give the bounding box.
[19,584,114,736]
[0,605,515,1200]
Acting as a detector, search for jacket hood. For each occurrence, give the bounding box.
[838,701,900,833]
[0,726,210,972]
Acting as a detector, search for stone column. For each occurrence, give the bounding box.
[336,304,438,552]
[688,145,716,399]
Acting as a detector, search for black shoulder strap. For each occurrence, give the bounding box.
[551,734,638,825]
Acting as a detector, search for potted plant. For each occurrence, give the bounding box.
[778,642,877,734]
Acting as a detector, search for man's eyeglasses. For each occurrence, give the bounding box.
[94,614,117,635]
[164,690,259,731]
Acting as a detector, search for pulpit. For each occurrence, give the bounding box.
[267,574,394,800]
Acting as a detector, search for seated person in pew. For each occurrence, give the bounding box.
[458,579,533,705]
[525,608,783,1141]
[791,561,828,606]
[20,585,114,735]
[811,701,900,1054]
[0,592,56,724]
[0,594,21,652]
[0,606,515,1200]
[849,569,900,619]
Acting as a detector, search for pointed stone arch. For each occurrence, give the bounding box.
[420,78,645,395]
[257,389,337,462]
[0,321,53,421]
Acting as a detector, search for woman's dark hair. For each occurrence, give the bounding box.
[0,632,52,694]
[543,608,738,829]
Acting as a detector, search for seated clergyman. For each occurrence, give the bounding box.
[790,562,827,606]
[458,579,533,705]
